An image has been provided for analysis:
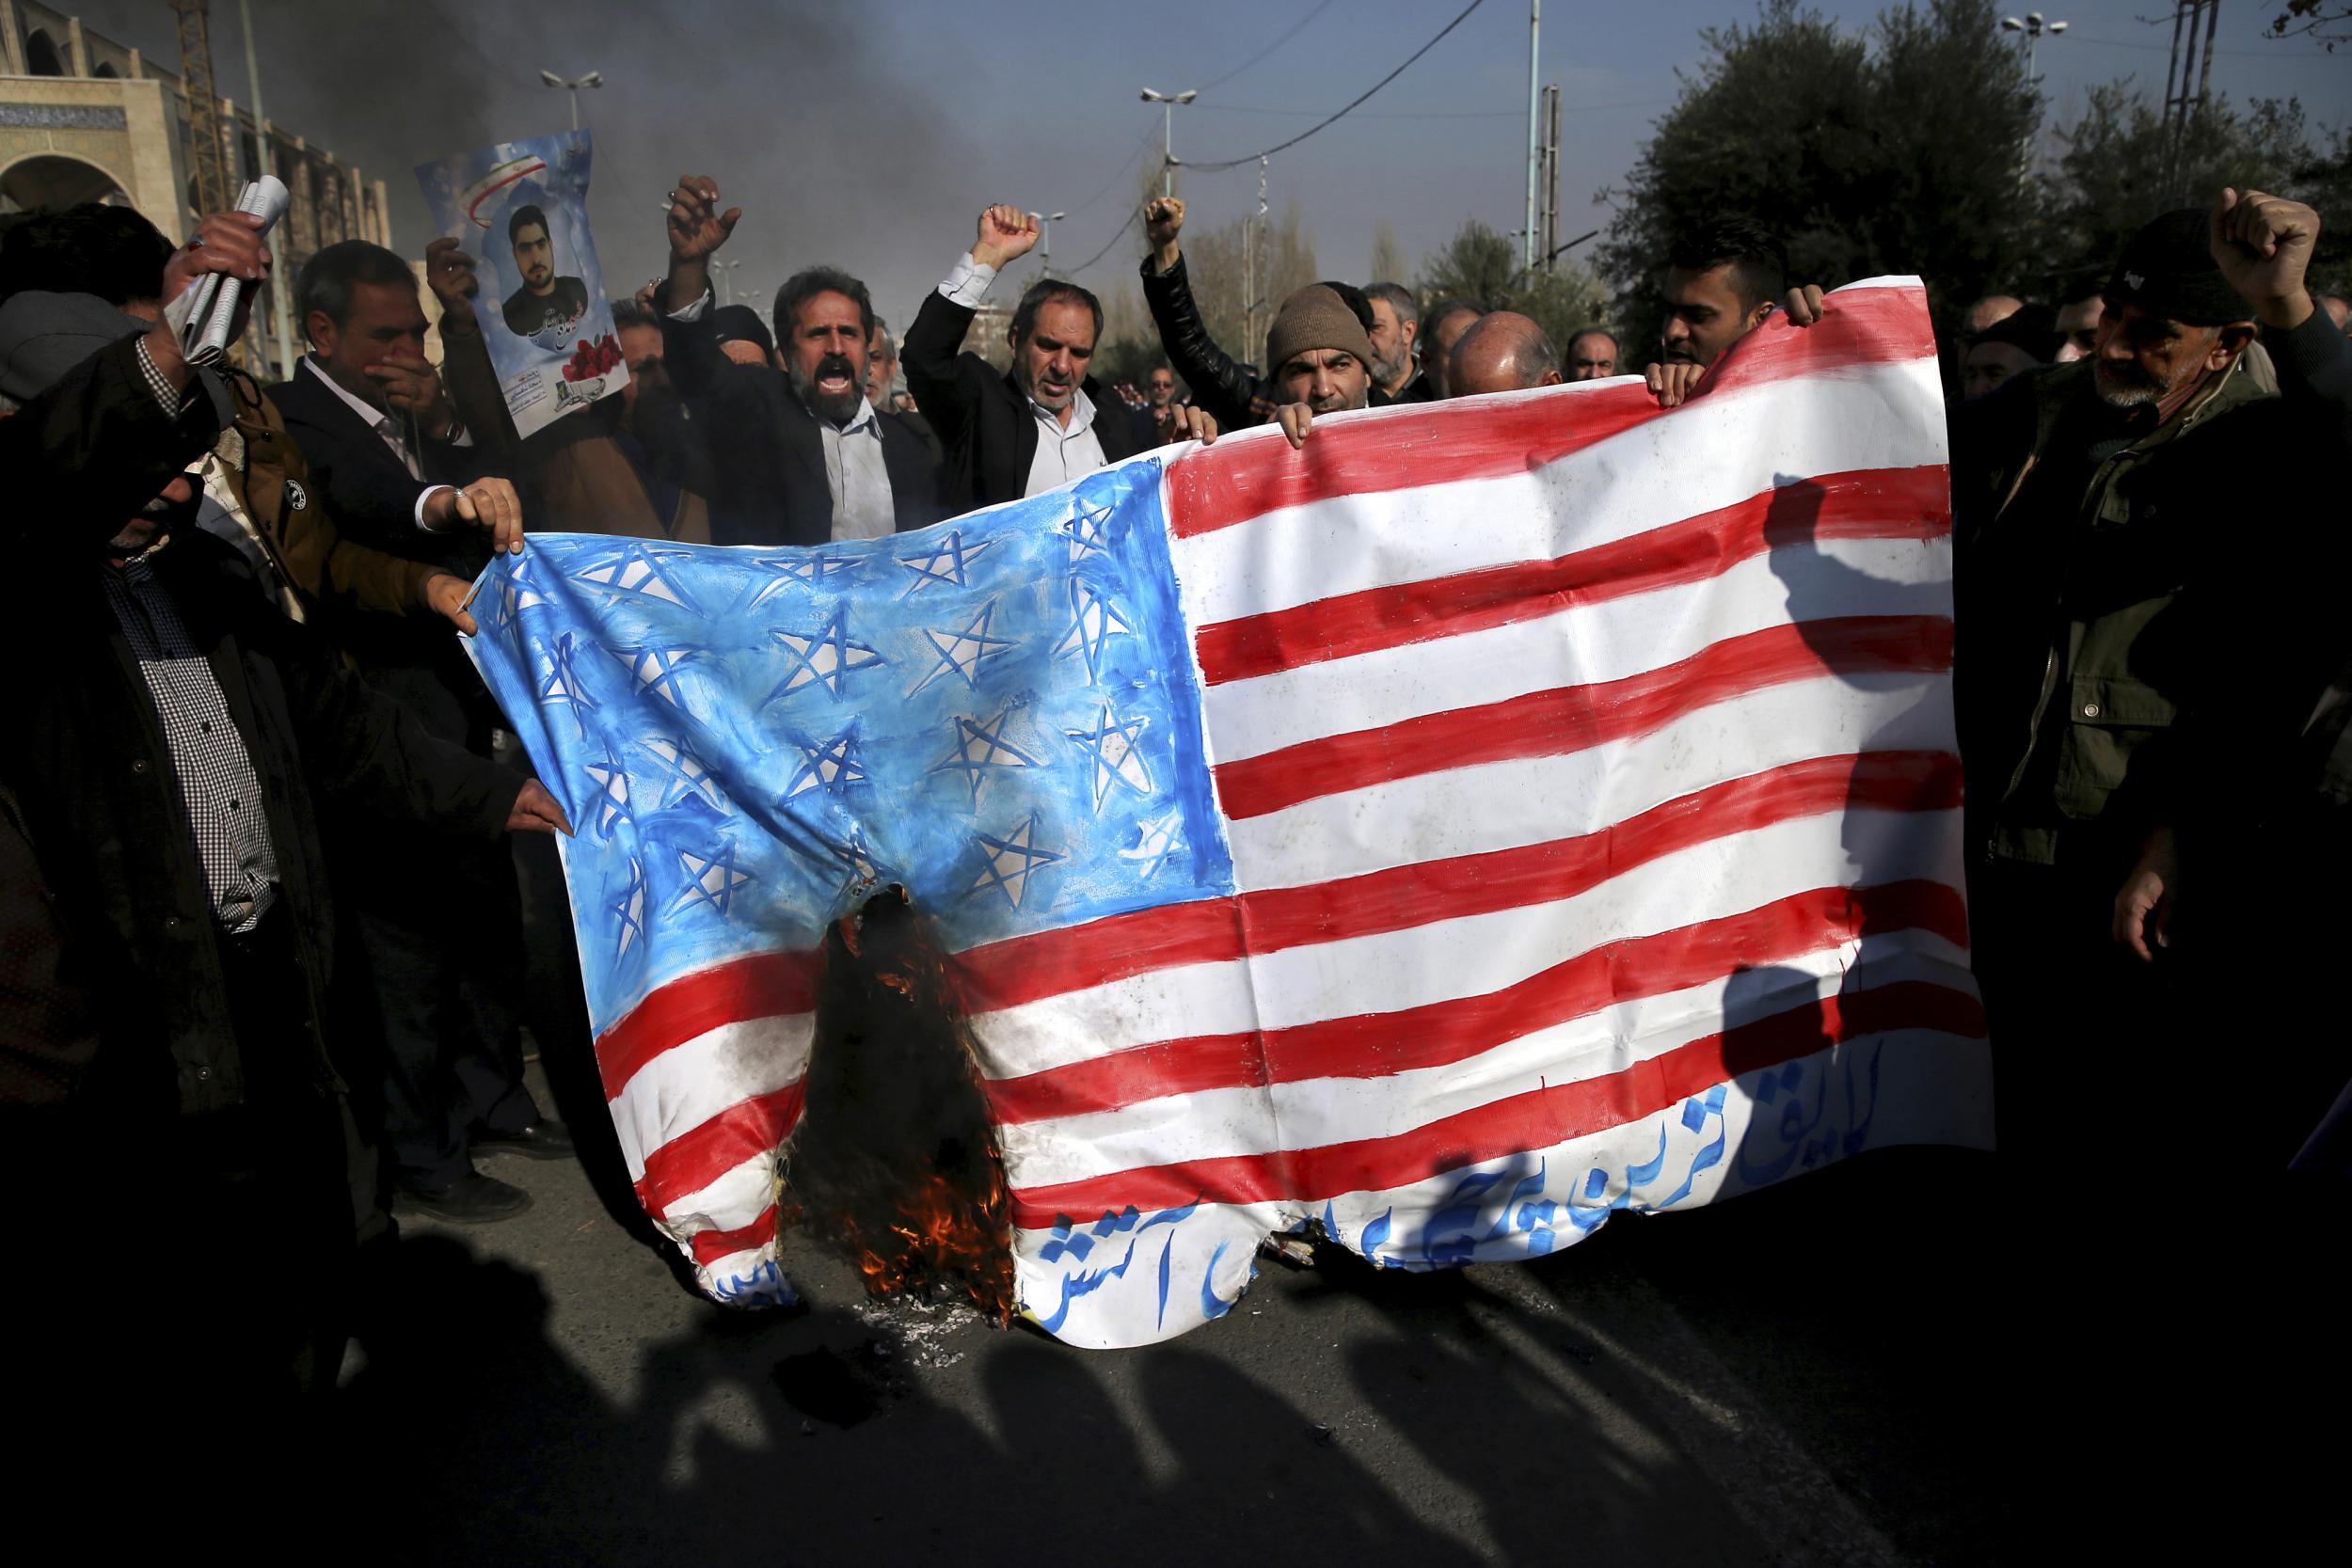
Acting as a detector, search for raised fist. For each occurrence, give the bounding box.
[1145,197,1185,250]
[2211,186,2320,328]
[973,204,1039,271]
[666,174,740,262]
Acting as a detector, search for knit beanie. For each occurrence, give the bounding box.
[1265,283,1375,373]
[2106,209,2249,326]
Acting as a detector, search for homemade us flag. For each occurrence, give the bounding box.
[466,277,1989,1348]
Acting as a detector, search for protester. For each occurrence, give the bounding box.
[1447,310,1565,396]
[1961,293,2024,335]
[867,314,943,465]
[1643,217,1822,406]
[0,212,568,1472]
[1960,305,2058,400]
[655,175,945,545]
[1365,281,1435,403]
[1942,192,2352,1163]
[272,240,565,1225]
[711,304,777,369]
[904,206,1214,510]
[1418,297,1484,398]
[2052,287,2104,362]
[1263,282,1381,449]
[1139,196,1388,430]
[1566,326,1620,380]
[2325,293,2351,335]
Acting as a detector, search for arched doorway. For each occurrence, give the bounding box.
[23,28,66,75]
[0,155,133,215]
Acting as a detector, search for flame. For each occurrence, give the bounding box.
[779,888,1018,1327]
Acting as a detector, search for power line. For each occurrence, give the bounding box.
[1061,119,1163,219]
[1065,205,1145,277]
[1182,0,1489,172]
[1197,0,1341,91]
[1191,98,1666,121]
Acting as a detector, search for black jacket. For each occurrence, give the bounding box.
[901,287,1146,511]
[662,309,946,546]
[0,337,519,1119]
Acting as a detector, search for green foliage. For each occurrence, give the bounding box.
[1414,219,1611,354]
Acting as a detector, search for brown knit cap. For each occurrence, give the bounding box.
[1265,283,1375,374]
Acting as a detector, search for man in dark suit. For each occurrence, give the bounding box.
[905,205,1216,512]
[270,240,568,1225]
[658,173,945,546]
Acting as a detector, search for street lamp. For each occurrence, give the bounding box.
[1031,211,1068,277]
[1999,13,2067,82]
[538,69,604,132]
[1139,87,1198,198]
[715,259,743,306]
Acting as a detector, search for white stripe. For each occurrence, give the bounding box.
[970,803,1963,1082]
[1204,535,1950,763]
[996,944,1971,1189]
[1226,671,1954,891]
[655,1147,780,1228]
[608,1014,811,1180]
[1168,362,1947,630]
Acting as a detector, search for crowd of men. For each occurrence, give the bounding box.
[1,152,2344,1494]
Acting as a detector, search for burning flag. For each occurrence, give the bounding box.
[464,278,1989,1348]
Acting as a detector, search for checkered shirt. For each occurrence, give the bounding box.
[101,424,283,933]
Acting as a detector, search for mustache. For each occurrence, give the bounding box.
[817,354,854,380]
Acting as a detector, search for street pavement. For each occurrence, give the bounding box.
[342,1063,2005,1566]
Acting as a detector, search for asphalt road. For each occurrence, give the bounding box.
[336,1061,2008,1566]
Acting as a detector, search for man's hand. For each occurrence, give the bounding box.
[1781,284,1827,326]
[973,205,1039,270]
[1644,361,1708,408]
[424,237,480,329]
[2211,186,2319,330]
[1158,403,1218,445]
[1145,197,1185,274]
[506,778,572,836]
[366,350,455,438]
[662,174,739,314]
[2112,826,2181,963]
[424,477,525,554]
[150,210,274,385]
[422,570,478,635]
[1277,403,1314,450]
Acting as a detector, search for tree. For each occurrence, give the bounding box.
[1370,219,1409,287]
[1597,0,2039,353]
[1416,217,1612,356]
[2038,87,2345,296]
[2266,1,2352,50]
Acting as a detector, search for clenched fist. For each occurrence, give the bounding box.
[973,205,1039,271]
[1145,197,1185,274]
[2211,186,2320,328]
[666,175,740,263]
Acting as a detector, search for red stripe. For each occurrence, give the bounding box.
[1166,287,1934,539]
[634,1080,804,1217]
[689,1204,779,1266]
[595,947,821,1101]
[1008,976,1982,1227]
[1212,614,1952,822]
[985,879,1965,1126]
[952,749,1960,1016]
[1194,465,1950,687]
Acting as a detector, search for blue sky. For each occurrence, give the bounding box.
[69,0,2350,327]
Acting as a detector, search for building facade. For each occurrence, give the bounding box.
[1,1,391,376]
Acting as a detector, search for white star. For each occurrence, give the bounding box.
[492,555,547,627]
[612,857,647,959]
[571,541,696,610]
[1065,703,1153,811]
[898,529,994,596]
[612,643,695,706]
[1119,808,1186,880]
[768,609,886,702]
[908,600,1017,696]
[1053,578,1135,686]
[667,845,755,917]
[641,736,729,813]
[782,724,868,799]
[581,752,631,837]
[967,814,1063,909]
[1060,499,1116,563]
[930,705,1041,810]
[785,820,892,898]
[748,550,860,608]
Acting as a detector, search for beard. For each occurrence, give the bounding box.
[2092,361,2167,408]
[791,352,866,426]
[111,484,201,556]
[1370,345,1410,388]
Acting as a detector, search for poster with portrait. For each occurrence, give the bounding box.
[417,129,626,439]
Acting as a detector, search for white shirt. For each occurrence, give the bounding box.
[670,288,895,541]
[934,252,1108,498]
[301,357,468,531]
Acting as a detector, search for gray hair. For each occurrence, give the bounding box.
[1364,280,1417,330]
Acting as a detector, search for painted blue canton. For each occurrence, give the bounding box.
[465,457,1235,1034]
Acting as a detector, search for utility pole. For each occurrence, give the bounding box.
[170,0,231,217]
[1140,87,1198,198]
[2161,2,2220,200]
[1030,211,1067,277]
[538,69,603,132]
[1523,2,1541,274]
[1248,154,1269,355]
[1539,83,1561,274]
[1999,13,2067,192]
[236,0,296,378]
